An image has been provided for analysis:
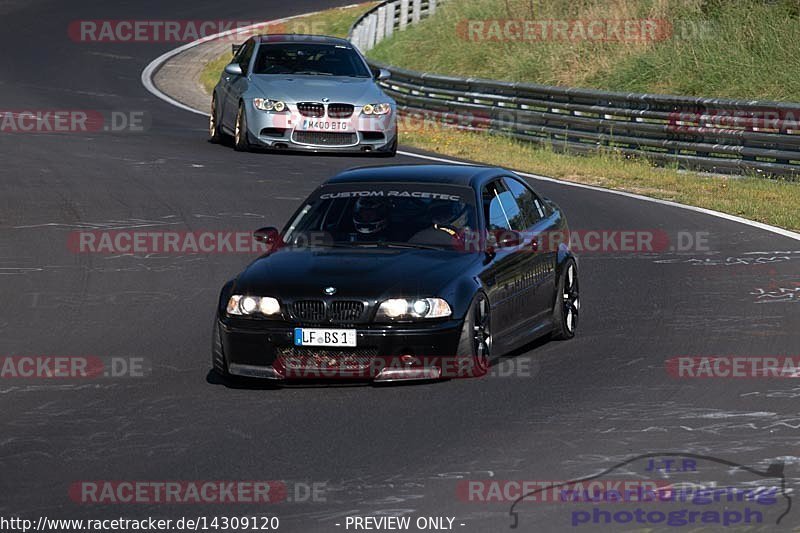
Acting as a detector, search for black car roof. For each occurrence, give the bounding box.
[325,164,507,188]
[255,34,353,46]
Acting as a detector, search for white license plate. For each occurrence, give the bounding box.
[294,328,357,347]
[299,119,352,132]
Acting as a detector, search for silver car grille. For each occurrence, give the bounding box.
[292,131,358,147]
[297,102,325,117]
[327,103,355,118]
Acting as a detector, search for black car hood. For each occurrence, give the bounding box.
[234,246,480,300]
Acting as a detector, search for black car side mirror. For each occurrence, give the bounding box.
[253,227,282,250]
[484,229,520,260]
[496,230,521,248]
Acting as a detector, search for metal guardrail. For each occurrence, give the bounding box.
[349,0,800,179]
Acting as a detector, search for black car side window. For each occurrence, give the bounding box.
[482,180,525,232]
[503,177,544,228]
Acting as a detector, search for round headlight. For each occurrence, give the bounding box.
[254,98,286,112]
[259,297,281,315]
[363,104,374,115]
[381,298,408,318]
[412,299,430,316]
[376,297,452,321]
[240,296,258,314]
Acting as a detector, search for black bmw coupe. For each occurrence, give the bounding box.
[213,164,579,383]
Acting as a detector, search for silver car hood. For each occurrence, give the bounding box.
[248,75,388,104]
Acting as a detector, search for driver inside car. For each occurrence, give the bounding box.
[408,201,473,248]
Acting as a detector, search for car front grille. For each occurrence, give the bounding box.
[297,102,325,117]
[276,347,380,371]
[292,300,326,322]
[292,131,358,147]
[329,301,365,322]
[327,103,354,118]
[290,300,366,323]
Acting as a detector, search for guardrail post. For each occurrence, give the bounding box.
[400,0,410,30]
[366,13,378,50]
[430,0,437,15]
[412,0,422,23]
[376,6,387,44]
[385,3,396,37]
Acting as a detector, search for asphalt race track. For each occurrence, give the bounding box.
[1,1,800,531]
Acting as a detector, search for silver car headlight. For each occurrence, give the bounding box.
[375,298,451,320]
[361,103,392,115]
[253,98,287,112]
[226,295,282,317]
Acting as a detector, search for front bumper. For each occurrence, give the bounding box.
[217,317,463,382]
[245,104,397,153]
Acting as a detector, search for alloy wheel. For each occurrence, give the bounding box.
[562,263,580,333]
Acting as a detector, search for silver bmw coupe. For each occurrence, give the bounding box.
[210,34,397,156]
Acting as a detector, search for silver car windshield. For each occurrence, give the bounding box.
[252,43,371,78]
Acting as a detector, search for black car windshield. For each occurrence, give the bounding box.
[283,183,478,250]
[252,43,371,77]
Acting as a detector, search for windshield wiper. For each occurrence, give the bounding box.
[312,241,443,250]
[360,241,442,250]
[293,71,335,76]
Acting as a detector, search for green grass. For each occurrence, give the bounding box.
[200,2,377,94]
[369,0,800,101]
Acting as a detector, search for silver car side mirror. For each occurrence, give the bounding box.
[376,68,391,81]
[224,63,243,76]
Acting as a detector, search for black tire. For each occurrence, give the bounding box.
[233,102,251,152]
[211,319,230,377]
[551,259,579,340]
[208,93,225,143]
[455,292,492,377]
